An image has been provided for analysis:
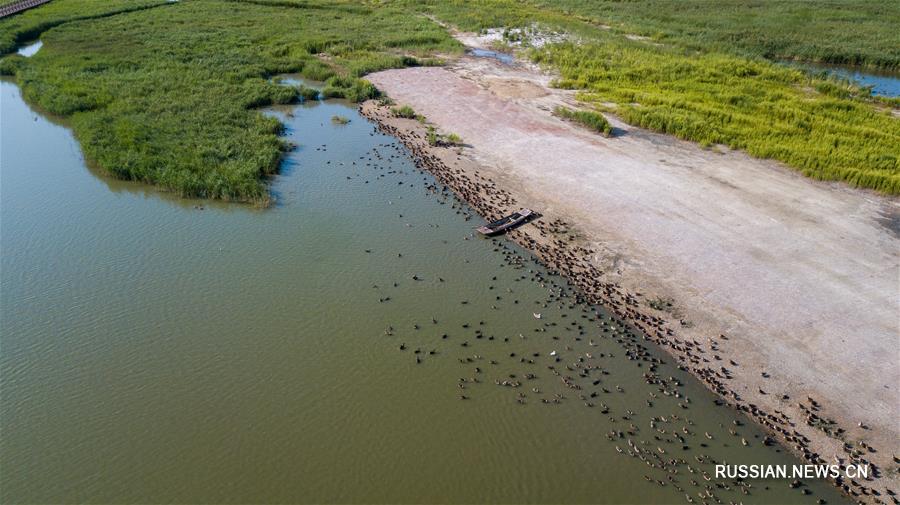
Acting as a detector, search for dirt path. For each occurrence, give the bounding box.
[365,47,900,501]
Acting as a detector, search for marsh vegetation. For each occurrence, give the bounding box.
[539,43,899,194]
[533,0,900,70]
[412,0,900,195]
[1,0,897,198]
[553,106,612,136]
[0,0,459,202]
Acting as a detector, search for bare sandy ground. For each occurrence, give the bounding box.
[367,49,900,499]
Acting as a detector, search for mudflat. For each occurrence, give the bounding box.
[367,56,900,495]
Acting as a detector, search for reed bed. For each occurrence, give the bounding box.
[539,44,900,194]
[0,0,460,202]
[1,0,897,198]
[553,106,612,136]
[534,0,900,70]
[410,0,900,195]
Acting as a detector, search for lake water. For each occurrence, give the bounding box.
[0,79,847,504]
[784,60,900,97]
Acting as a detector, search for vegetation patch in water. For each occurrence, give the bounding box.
[296,84,320,102]
[321,75,380,102]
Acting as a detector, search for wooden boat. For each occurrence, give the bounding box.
[476,209,534,236]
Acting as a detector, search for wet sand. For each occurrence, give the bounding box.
[363,54,900,501]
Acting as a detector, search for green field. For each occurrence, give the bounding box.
[0,0,897,200]
[0,0,165,54]
[414,0,900,194]
[533,0,900,70]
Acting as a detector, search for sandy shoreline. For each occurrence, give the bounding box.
[359,53,899,502]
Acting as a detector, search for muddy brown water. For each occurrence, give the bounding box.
[0,79,848,504]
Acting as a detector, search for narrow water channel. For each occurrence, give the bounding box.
[0,79,847,504]
[783,60,900,97]
[467,47,515,65]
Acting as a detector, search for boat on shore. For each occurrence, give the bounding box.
[477,209,534,236]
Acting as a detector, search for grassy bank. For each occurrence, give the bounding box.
[542,43,899,194]
[0,0,459,202]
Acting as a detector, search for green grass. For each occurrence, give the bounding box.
[0,0,167,55]
[554,106,612,136]
[426,125,438,145]
[533,0,900,70]
[425,126,463,147]
[391,104,417,118]
[294,83,320,101]
[0,0,460,202]
[539,44,899,194]
[407,0,900,70]
[404,0,900,195]
[1,0,898,199]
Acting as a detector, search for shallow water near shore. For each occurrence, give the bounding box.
[782,60,900,97]
[0,80,847,504]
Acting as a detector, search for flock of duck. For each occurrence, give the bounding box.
[332,102,889,504]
